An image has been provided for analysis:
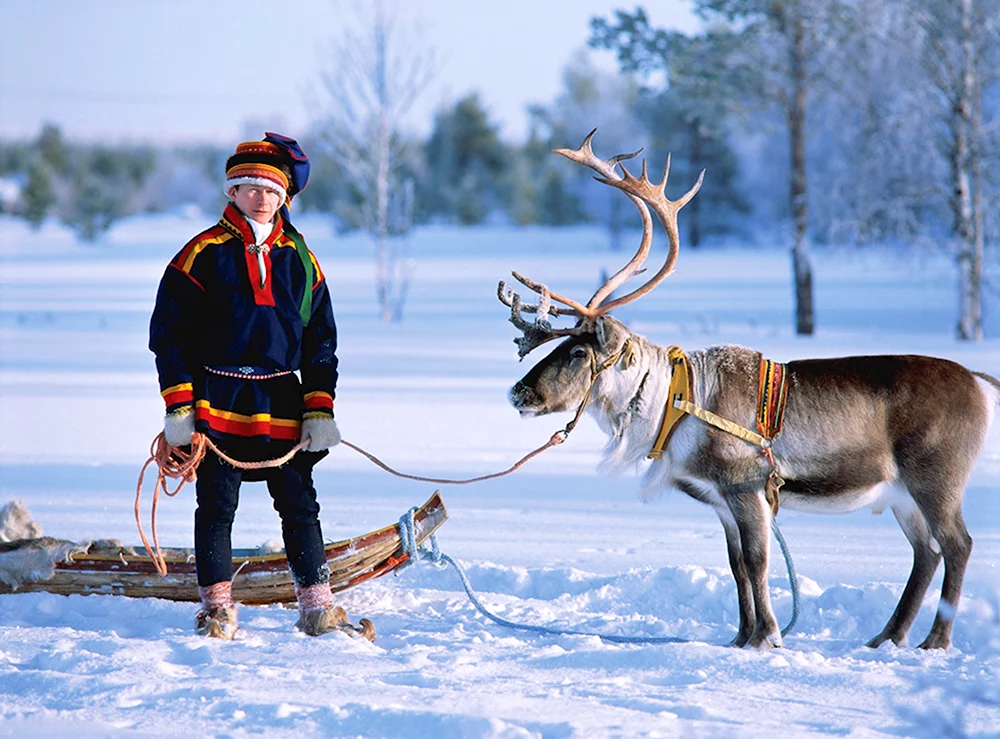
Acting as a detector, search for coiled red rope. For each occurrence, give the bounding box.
[134,432,307,575]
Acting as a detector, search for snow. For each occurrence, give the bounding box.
[1,212,999,738]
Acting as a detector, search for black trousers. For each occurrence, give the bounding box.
[194,449,331,589]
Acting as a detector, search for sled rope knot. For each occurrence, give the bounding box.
[397,507,446,570]
[397,510,801,643]
[135,431,308,576]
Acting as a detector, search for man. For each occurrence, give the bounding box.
[150,134,372,640]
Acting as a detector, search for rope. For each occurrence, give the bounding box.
[339,342,625,486]
[340,433,568,486]
[134,431,308,575]
[771,518,800,637]
[397,508,801,645]
[134,432,205,576]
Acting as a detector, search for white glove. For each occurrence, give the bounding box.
[164,407,195,446]
[301,415,341,452]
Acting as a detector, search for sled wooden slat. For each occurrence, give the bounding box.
[0,491,447,605]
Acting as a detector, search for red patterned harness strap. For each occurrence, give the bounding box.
[756,358,790,442]
[756,357,790,516]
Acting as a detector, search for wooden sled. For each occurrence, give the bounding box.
[0,491,447,606]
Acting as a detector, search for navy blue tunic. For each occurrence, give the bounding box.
[150,203,338,464]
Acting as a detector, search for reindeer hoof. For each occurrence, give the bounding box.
[729,632,751,648]
[867,631,907,649]
[866,633,889,648]
[747,630,782,650]
[917,635,951,650]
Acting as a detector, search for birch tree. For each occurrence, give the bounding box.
[806,1,933,247]
[838,0,1000,339]
[905,0,999,340]
[697,1,857,335]
[316,0,435,321]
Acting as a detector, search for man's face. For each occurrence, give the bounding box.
[230,184,282,224]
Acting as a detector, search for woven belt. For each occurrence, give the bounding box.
[203,366,294,380]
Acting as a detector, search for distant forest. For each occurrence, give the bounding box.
[2,1,998,336]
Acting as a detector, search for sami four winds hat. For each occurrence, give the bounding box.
[223,133,310,206]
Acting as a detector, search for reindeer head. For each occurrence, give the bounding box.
[509,316,635,416]
[500,129,703,417]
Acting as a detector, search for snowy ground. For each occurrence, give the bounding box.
[1,212,998,738]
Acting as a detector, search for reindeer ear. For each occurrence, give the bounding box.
[595,316,612,349]
[595,317,634,366]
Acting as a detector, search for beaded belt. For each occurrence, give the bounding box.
[204,366,294,380]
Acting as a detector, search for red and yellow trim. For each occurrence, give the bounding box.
[273,234,325,287]
[161,382,194,408]
[173,226,230,277]
[303,390,334,413]
[308,248,325,285]
[225,162,289,191]
[230,140,286,162]
[194,400,300,440]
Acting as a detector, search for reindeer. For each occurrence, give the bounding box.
[499,130,999,650]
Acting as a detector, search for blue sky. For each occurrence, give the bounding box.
[0,0,697,145]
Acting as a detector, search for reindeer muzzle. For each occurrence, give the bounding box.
[512,380,562,417]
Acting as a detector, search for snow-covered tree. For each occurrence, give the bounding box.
[314,0,435,321]
[908,0,999,341]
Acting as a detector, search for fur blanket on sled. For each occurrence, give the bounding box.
[0,500,130,590]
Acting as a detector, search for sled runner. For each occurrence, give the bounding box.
[0,491,447,605]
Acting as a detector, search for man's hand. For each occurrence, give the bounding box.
[164,407,195,446]
[301,415,341,452]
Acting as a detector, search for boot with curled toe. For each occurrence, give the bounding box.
[296,604,376,641]
[295,582,376,640]
[195,604,239,640]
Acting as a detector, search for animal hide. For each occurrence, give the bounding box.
[0,500,43,542]
[0,500,128,589]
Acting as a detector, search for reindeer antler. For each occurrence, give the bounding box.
[497,278,585,358]
[551,128,651,312]
[499,128,704,357]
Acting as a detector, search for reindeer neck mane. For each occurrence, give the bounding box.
[590,334,678,468]
[592,338,760,473]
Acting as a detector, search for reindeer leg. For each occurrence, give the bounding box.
[726,491,781,649]
[718,511,755,647]
[867,503,941,648]
[897,466,974,650]
[917,508,972,650]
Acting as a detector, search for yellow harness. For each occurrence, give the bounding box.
[647,347,790,515]
[647,346,694,460]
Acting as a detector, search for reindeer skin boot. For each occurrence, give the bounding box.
[295,583,375,641]
[195,581,239,640]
